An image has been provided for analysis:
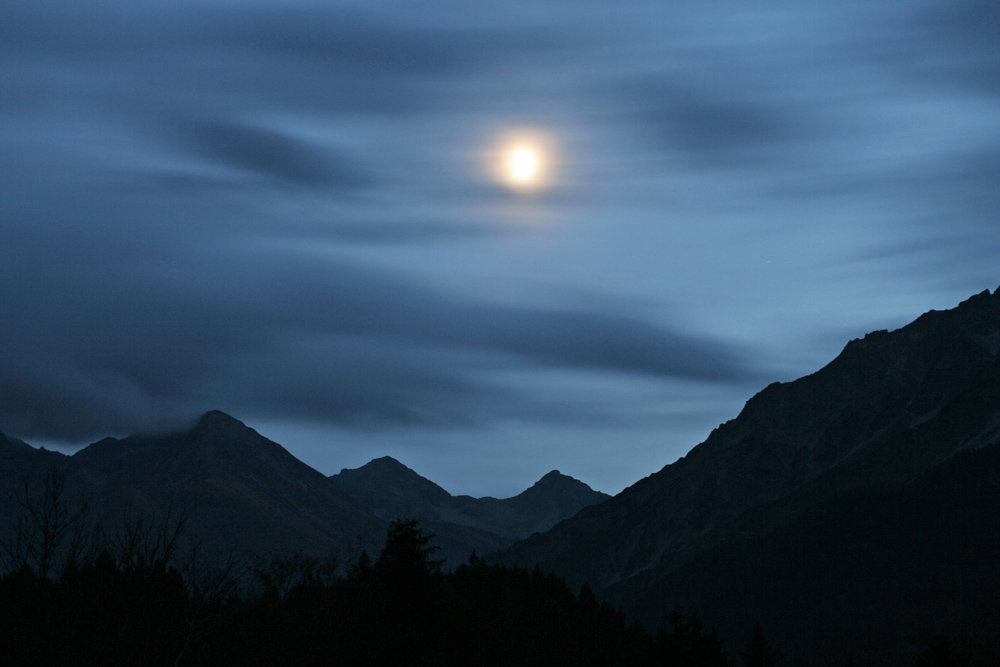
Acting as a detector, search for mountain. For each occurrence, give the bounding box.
[2,412,607,572]
[329,457,609,566]
[0,432,72,508]
[497,287,1000,662]
[0,434,34,452]
[69,411,386,561]
[616,438,1000,664]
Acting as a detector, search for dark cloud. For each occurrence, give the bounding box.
[0,2,576,122]
[920,0,1000,95]
[0,234,755,442]
[622,78,799,167]
[179,120,371,188]
[461,308,749,381]
[1,3,484,76]
[216,9,492,76]
[283,220,502,245]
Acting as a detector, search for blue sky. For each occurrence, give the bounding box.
[2,0,998,496]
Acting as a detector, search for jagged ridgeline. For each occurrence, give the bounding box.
[497,287,1000,664]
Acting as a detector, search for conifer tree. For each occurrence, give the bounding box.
[911,635,970,667]
[741,622,779,667]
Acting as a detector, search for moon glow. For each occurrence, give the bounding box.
[488,129,557,194]
[509,147,539,181]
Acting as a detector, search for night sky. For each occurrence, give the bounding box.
[2,0,999,497]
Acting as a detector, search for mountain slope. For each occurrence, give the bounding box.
[498,287,1000,590]
[614,439,1000,665]
[0,433,72,506]
[72,411,386,559]
[329,457,610,556]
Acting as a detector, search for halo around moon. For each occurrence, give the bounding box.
[487,128,558,194]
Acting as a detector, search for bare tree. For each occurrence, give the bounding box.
[0,466,92,578]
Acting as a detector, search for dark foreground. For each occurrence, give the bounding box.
[0,517,982,667]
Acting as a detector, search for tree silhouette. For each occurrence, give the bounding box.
[1,467,91,579]
[912,635,970,667]
[655,607,732,666]
[741,623,778,667]
[374,518,441,580]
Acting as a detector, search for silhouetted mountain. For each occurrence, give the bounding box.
[330,456,453,521]
[329,457,609,566]
[617,439,1000,665]
[498,287,1000,662]
[2,414,607,572]
[70,411,385,560]
[0,431,72,505]
[0,434,33,452]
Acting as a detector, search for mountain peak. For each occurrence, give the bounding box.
[186,410,265,445]
[530,470,601,492]
[195,410,245,429]
[336,456,429,482]
[365,455,409,470]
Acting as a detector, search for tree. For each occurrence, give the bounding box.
[0,467,91,579]
[741,622,779,667]
[374,518,441,581]
[912,635,970,667]
[655,607,732,666]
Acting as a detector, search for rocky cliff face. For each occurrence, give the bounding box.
[498,287,1000,589]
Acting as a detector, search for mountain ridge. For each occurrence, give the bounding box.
[329,456,610,547]
[497,286,1000,587]
[2,412,609,569]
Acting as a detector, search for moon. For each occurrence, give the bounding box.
[488,129,557,194]
[509,147,539,181]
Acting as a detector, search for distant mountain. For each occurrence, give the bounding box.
[329,456,609,565]
[498,287,1000,662]
[0,434,34,452]
[1,412,608,571]
[70,410,386,559]
[0,432,72,508]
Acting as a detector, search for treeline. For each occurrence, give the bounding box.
[0,514,733,667]
[0,471,975,667]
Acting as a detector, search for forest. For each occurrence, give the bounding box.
[0,473,972,667]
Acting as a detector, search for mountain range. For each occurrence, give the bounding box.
[329,456,608,565]
[0,413,607,568]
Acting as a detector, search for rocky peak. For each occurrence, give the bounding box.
[192,410,251,435]
[355,456,415,475]
[525,470,606,498]
[330,457,453,513]
[537,470,563,483]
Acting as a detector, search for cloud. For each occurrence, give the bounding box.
[615,75,803,169]
[919,0,1000,95]
[216,9,493,77]
[179,120,371,188]
[0,2,577,123]
[0,234,756,441]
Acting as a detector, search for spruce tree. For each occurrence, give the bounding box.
[912,635,970,667]
[741,622,778,667]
